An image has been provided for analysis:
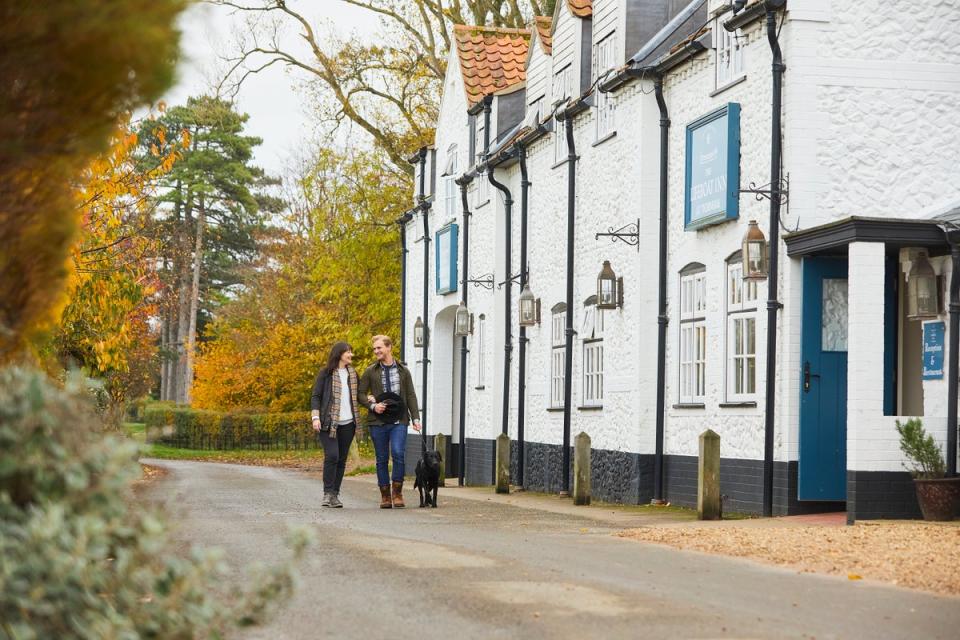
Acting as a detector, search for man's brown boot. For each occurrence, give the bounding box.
[391,481,405,508]
[379,485,393,509]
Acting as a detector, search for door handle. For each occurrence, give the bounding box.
[803,361,820,393]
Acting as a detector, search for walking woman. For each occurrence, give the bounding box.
[311,341,361,508]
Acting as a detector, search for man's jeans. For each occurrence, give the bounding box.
[370,423,407,485]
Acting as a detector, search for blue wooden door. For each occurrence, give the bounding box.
[799,257,848,501]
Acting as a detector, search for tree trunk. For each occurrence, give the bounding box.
[184,197,205,405]
[174,200,193,404]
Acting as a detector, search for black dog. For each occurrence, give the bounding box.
[414,448,442,508]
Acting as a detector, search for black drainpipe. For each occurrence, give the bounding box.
[762,0,786,517]
[945,229,960,478]
[457,173,474,485]
[488,165,514,439]
[398,211,414,362]
[652,75,670,504]
[417,147,431,441]
[559,104,581,496]
[516,141,531,487]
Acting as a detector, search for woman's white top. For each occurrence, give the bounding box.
[337,368,353,424]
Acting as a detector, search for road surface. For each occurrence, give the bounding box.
[143,459,959,639]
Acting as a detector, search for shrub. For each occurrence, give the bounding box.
[896,418,946,479]
[0,366,311,638]
[144,406,316,451]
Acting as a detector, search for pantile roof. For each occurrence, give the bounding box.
[453,25,531,107]
[568,0,592,18]
[534,16,553,54]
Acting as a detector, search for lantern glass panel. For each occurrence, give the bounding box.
[455,305,471,336]
[413,317,425,347]
[907,253,938,320]
[519,284,538,327]
[597,261,618,310]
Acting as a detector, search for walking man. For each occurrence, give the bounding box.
[358,335,421,508]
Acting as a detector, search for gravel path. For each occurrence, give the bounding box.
[619,521,960,596]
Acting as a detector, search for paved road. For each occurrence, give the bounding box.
[144,459,959,639]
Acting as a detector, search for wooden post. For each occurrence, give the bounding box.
[574,431,591,505]
[434,433,447,487]
[698,429,721,520]
[495,433,510,494]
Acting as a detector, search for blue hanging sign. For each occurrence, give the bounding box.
[435,224,458,295]
[922,320,945,380]
[684,103,741,230]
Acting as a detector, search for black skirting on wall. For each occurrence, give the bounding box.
[847,470,921,522]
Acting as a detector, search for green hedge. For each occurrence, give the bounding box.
[145,406,317,450]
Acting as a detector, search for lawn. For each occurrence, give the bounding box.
[125,422,375,471]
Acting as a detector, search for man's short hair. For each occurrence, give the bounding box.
[372,335,393,348]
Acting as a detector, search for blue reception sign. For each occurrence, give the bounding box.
[684,103,741,230]
[922,321,945,380]
[435,224,458,295]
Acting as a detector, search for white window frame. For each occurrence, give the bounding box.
[475,314,486,389]
[715,21,745,89]
[581,301,604,407]
[443,145,458,218]
[594,33,616,140]
[679,268,707,404]
[726,260,758,401]
[553,65,572,165]
[551,306,566,408]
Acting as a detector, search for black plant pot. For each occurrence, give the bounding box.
[913,477,960,521]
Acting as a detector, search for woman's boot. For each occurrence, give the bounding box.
[379,485,393,509]
[391,481,405,508]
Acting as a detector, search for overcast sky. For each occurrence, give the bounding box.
[161,1,381,177]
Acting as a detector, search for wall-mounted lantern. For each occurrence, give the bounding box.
[742,220,769,281]
[455,303,473,336]
[413,316,428,347]
[907,250,939,320]
[519,284,541,327]
[596,261,623,310]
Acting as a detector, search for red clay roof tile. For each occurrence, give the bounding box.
[534,16,553,54]
[453,25,531,107]
[568,0,592,18]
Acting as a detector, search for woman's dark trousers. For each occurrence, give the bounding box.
[321,422,356,493]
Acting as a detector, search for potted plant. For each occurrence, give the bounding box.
[896,418,960,521]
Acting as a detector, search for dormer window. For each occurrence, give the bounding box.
[443,144,458,217]
[553,65,572,164]
[715,22,745,89]
[594,33,616,140]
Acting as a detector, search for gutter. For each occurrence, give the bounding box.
[516,140,531,488]
[413,146,431,441]
[488,163,514,443]
[397,209,415,362]
[943,226,960,478]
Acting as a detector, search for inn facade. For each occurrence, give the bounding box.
[399,0,960,520]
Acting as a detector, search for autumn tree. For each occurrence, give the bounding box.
[137,96,275,404]
[211,0,552,177]
[0,0,186,362]
[192,144,406,411]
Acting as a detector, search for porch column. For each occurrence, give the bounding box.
[846,242,887,521]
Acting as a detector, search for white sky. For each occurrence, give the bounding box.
[161,1,381,177]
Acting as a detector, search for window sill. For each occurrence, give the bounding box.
[551,158,569,170]
[673,402,706,410]
[474,199,490,209]
[578,405,603,411]
[710,75,747,97]
[546,406,565,412]
[718,401,757,408]
[591,131,617,148]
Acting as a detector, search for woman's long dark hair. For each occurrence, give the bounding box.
[325,341,353,374]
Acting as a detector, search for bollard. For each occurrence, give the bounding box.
[698,429,721,520]
[434,433,447,487]
[574,431,591,505]
[495,433,510,494]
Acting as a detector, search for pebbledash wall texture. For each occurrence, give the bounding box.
[399,0,960,516]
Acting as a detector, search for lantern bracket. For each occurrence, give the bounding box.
[497,272,523,290]
[466,274,495,290]
[739,174,797,232]
[595,218,640,252]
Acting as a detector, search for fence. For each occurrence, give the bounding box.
[144,406,319,450]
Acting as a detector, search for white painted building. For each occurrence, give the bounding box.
[401,0,960,519]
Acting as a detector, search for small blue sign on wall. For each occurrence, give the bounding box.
[684,103,741,230]
[922,320,945,380]
[435,224,458,295]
